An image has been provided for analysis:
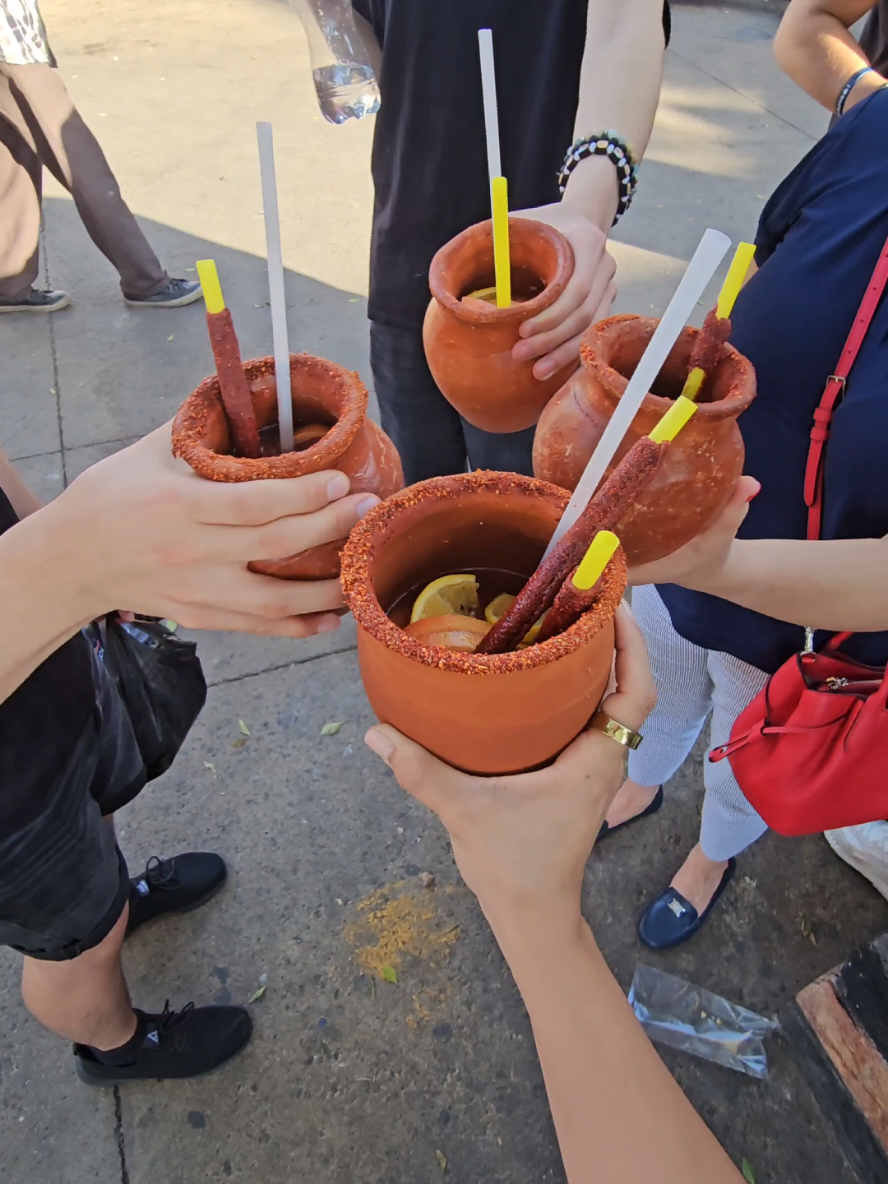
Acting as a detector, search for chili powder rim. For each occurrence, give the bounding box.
[341,471,626,676]
[428,218,574,327]
[172,353,367,482]
[580,314,757,422]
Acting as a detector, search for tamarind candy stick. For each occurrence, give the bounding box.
[195,259,261,459]
[476,438,666,655]
[681,241,755,401]
[536,531,621,644]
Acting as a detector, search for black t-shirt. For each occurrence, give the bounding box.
[0,489,96,801]
[353,1,670,330]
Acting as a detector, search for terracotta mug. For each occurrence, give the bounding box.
[341,471,626,775]
[423,217,576,434]
[533,314,757,566]
[172,353,404,579]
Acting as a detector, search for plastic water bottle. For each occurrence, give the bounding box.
[289,0,381,124]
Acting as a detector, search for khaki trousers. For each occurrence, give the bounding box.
[0,62,167,301]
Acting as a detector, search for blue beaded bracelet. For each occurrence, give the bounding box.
[557,131,638,225]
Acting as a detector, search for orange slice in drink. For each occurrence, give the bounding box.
[405,614,491,652]
[410,574,480,624]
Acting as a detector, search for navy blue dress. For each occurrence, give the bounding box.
[659,90,888,676]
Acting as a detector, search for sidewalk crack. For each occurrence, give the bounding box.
[40,219,67,486]
[113,1086,131,1184]
[206,643,358,687]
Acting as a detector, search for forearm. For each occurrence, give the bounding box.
[0,504,96,704]
[774,1,884,113]
[488,909,742,1184]
[563,0,665,230]
[689,536,888,631]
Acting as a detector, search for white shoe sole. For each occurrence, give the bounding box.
[125,286,203,309]
[0,293,71,313]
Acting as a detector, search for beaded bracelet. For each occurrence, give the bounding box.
[836,66,874,117]
[557,131,638,225]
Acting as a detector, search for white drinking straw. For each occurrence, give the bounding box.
[477,29,502,183]
[256,121,294,453]
[541,227,732,560]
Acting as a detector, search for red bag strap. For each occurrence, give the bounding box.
[804,233,888,542]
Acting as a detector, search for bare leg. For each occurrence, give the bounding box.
[20,903,137,1051]
[604,777,660,827]
[670,844,730,914]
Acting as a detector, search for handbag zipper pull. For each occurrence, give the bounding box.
[826,676,849,689]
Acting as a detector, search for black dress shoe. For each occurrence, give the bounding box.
[126,852,226,935]
[637,858,737,950]
[598,785,664,842]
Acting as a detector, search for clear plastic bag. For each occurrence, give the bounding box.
[289,0,380,124]
[628,964,778,1079]
[825,822,888,901]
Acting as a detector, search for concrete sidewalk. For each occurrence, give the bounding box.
[1,3,883,1183]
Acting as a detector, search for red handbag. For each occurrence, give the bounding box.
[709,232,888,837]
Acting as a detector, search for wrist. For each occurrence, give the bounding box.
[681,540,744,597]
[481,897,587,959]
[484,905,601,988]
[561,154,620,232]
[17,498,105,627]
[844,71,888,113]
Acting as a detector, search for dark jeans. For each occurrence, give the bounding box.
[370,321,536,485]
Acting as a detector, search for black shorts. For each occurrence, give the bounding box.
[0,646,147,961]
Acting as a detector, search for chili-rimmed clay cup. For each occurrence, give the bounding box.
[533,314,757,565]
[423,217,576,433]
[341,471,626,775]
[172,353,404,580]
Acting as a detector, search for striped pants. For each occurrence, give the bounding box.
[627,585,770,862]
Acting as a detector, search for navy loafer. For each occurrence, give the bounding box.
[597,785,664,842]
[637,857,736,950]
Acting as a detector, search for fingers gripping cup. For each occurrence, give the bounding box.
[423,218,576,434]
[172,353,403,580]
[341,472,626,775]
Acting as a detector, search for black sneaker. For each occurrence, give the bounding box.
[124,278,202,308]
[126,852,227,935]
[0,287,70,313]
[74,1002,252,1085]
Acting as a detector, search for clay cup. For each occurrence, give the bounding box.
[533,314,757,565]
[341,471,626,775]
[172,353,404,580]
[423,218,576,434]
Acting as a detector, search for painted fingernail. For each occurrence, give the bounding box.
[364,727,394,762]
[746,480,762,503]
[326,472,350,500]
[316,614,340,634]
[355,494,380,520]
